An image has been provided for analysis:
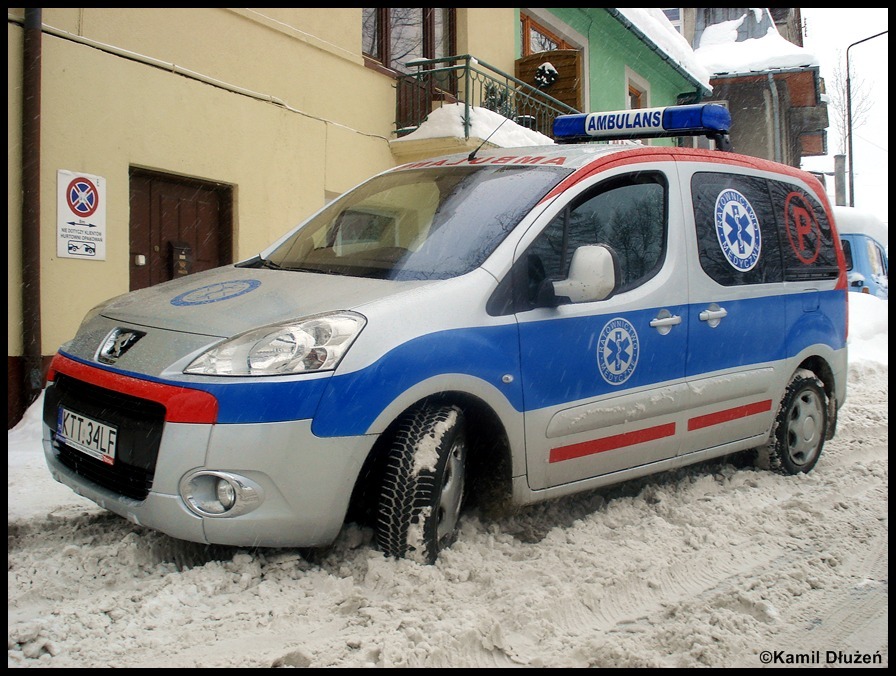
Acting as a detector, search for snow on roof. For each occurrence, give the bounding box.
[613,8,712,90]
[392,103,556,147]
[832,205,889,247]
[692,9,819,75]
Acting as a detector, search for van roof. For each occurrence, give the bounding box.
[832,206,888,247]
[396,143,828,202]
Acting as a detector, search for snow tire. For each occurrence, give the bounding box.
[376,404,467,564]
[767,371,828,475]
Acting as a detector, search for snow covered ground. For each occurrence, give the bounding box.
[8,293,887,668]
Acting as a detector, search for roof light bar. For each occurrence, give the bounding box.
[553,103,732,149]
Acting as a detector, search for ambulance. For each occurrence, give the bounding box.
[42,104,849,564]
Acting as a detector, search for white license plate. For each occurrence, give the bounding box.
[56,407,118,465]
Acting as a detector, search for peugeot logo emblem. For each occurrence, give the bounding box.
[98,328,146,364]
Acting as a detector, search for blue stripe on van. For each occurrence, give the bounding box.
[79,289,845,429]
[311,324,524,434]
[308,289,846,436]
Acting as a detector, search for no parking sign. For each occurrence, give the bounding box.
[57,170,107,260]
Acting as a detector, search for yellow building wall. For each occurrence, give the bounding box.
[456,8,517,75]
[8,8,524,359]
[7,8,518,360]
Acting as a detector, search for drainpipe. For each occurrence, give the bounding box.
[766,72,782,163]
[22,8,43,404]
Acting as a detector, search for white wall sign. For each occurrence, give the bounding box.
[57,170,107,260]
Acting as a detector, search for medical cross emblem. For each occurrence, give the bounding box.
[171,279,262,306]
[597,318,639,385]
[715,189,761,272]
[725,204,753,255]
[607,329,632,371]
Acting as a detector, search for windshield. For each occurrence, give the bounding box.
[262,165,569,280]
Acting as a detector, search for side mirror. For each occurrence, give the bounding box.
[552,244,618,303]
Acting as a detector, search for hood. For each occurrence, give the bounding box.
[100,265,432,338]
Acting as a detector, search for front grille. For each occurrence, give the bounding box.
[44,373,167,500]
[57,444,154,500]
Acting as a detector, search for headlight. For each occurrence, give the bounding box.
[184,311,366,376]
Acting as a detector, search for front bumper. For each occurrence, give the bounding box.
[42,375,377,549]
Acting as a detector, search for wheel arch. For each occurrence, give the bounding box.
[345,388,515,529]
[795,354,839,440]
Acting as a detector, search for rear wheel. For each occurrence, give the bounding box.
[376,404,467,564]
[767,372,828,475]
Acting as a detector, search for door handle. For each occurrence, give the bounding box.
[649,315,682,328]
[699,304,728,328]
[649,310,681,335]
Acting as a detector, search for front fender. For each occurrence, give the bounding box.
[311,324,523,437]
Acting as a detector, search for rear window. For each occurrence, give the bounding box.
[767,180,840,281]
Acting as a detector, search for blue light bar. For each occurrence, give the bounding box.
[553,103,731,143]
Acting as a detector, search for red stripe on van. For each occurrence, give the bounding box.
[47,353,218,424]
[687,400,772,432]
[549,422,676,463]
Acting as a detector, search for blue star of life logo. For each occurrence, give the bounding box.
[714,189,761,272]
[597,317,639,385]
[170,279,261,306]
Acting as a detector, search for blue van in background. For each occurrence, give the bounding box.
[834,206,888,299]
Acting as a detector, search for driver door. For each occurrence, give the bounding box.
[514,168,691,490]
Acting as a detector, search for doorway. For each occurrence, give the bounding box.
[129,169,233,291]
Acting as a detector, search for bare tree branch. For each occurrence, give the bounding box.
[825,51,875,155]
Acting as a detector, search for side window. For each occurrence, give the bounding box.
[841,239,854,271]
[867,240,886,278]
[520,13,575,56]
[521,172,668,308]
[692,172,783,285]
[766,180,839,281]
[876,243,888,277]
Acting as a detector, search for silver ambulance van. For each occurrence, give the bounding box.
[43,104,848,564]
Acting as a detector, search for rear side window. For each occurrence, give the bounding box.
[692,172,783,285]
[766,180,839,281]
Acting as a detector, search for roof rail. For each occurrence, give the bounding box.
[553,103,732,150]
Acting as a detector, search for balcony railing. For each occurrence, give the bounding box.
[395,54,581,140]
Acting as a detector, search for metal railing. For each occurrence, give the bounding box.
[395,54,581,139]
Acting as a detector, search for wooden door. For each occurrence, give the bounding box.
[129,170,233,291]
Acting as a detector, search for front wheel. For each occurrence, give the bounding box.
[376,404,467,564]
[767,372,828,475]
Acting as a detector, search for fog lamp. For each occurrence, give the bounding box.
[216,479,237,510]
[179,470,262,517]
